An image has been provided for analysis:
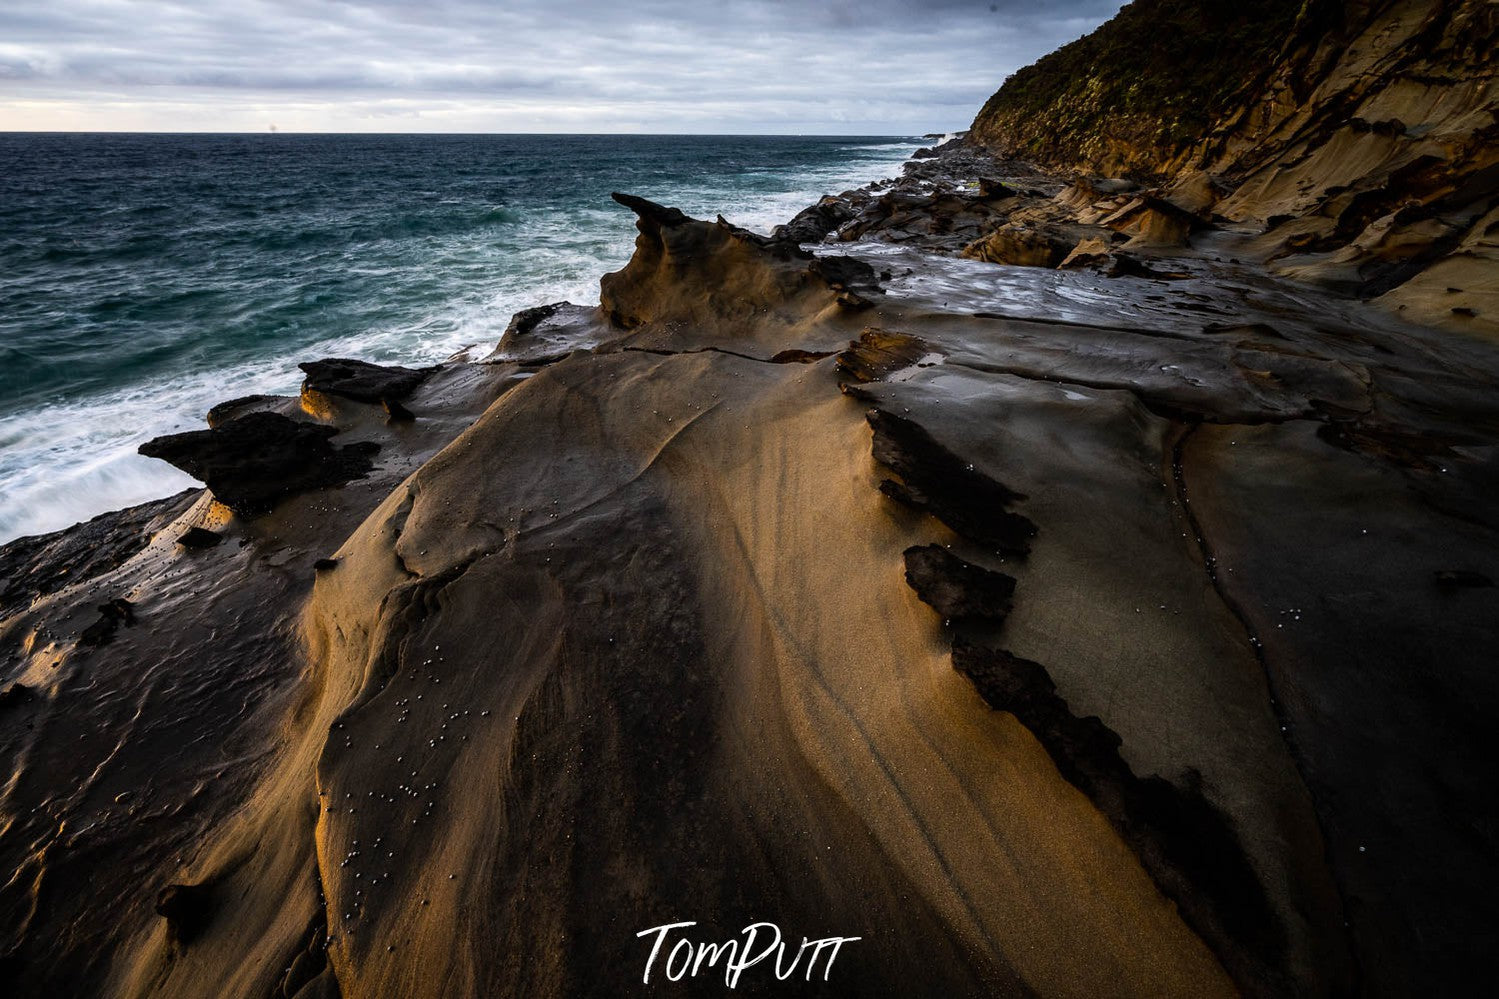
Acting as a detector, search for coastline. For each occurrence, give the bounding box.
[0,133,925,546]
[3,131,1498,994]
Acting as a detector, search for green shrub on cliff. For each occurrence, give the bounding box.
[971,0,1308,176]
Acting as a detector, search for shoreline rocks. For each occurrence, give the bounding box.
[138,411,379,518]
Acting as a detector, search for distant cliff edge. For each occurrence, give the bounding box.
[969,0,1499,331]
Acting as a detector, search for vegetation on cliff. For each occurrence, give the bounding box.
[969,0,1307,176]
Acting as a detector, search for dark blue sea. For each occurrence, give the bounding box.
[0,133,922,542]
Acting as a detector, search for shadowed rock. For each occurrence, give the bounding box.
[155,883,213,945]
[952,639,1288,994]
[139,412,379,518]
[0,683,33,710]
[381,398,415,423]
[206,395,283,429]
[962,224,1072,268]
[599,193,879,333]
[867,409,1036,554]
[903,544,1016,623]
[836,328,932,384]
[774,196,858,244]
[1434,569,1494,590]
[79,598,136,647]
[0,491,196,620]
[176,527,222,550]
[297,358,433,405]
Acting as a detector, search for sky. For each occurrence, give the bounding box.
[0,1,1123,134]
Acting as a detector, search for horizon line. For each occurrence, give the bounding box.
[0,128,954,138]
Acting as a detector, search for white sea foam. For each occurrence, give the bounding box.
[0,138,921,544]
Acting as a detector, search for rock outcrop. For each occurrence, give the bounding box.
[966,0,1499,334]
[138,412,380,518]
[598,192,881,340]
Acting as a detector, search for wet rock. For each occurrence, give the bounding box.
[0,683,34,710]
[502,302,570,343]
[0,491,196,621]
[978,177,1019,200]
[1434,569,1494,590]
[491,301,604,363]
[774,196,859,244]
[139,412,380,518]
[767,349,835,364]
[206,395,283,429]
[836,328,931,384]
[79,598,136,647]
[1106,253,1192,280]
[809,254,883,299]
[155,883,213,944]
[951,639,1287,991]
[867,409,1036,554]
[176,527,222,550]
[902,545,1016,623]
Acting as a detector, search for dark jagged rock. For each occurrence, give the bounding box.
[599,193,872,334]
[79,598,136,647]
[836,328,932,384]
[774,196,858,244]
[902,545,1016,623]
[978,177,1018,200]
[206,395,282,429]
[491,301,605,363]
[501,302,569,345]
[138,412,379,518]
[155,883,213,944]
[176,527,222,550]
[767,349,835,364]
[1106,253,1191,280]
[0,683,33,710]
[951,639,1288,994]
[809,254,882,297]
[382,398,415,423]
[867,409,1036,554]
[298,358,433,405]
[0,490,196,621]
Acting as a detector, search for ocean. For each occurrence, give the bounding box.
[0,133,921,543]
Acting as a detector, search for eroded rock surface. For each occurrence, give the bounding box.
[3,152,1497,999]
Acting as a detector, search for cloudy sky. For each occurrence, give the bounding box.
[0,1,1121,133]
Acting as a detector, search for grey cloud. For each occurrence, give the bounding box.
[0,0,1122,131]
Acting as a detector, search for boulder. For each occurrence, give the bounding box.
[774,196,858,244]
[297,358,433,405]
[139,412,379,518]
[961,224,1072,268]
[600,193,878,333]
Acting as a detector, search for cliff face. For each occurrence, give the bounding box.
[969,0,1499,333]
[969,0,1306,177]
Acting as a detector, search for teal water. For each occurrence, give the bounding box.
[0,133,920,542]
